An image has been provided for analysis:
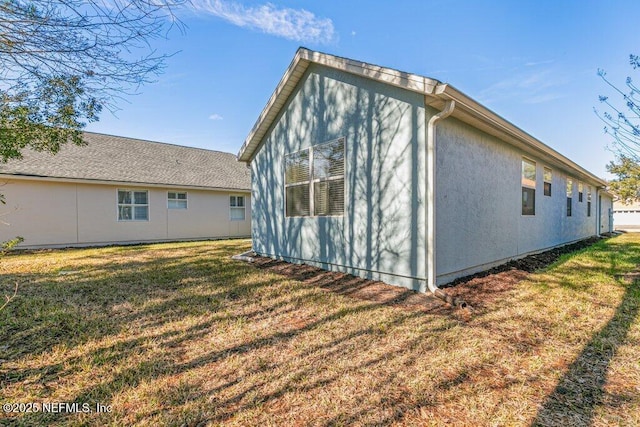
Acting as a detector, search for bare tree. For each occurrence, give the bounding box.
[0,0,186,161]
[596,54,640,162]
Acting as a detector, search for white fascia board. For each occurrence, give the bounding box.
[0,174,251,193]
[437,84,607,187]
[237,47,439,163]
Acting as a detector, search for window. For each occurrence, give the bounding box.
[285,137,345,217]
[543,167,552,196]
[230,195,246,221]
[118,190,148,221]
[168,192,187,209]
[578,182,583,202]
[587,186,592,217]
[522,158,536,215]
[566,178,573,217]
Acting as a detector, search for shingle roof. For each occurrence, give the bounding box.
[0,132,250,190]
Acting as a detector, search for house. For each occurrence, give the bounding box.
[0,132,251,248]
[613,200,639,230]
[237,48,613,293]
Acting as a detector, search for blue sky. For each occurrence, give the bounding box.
[85,0,640,178]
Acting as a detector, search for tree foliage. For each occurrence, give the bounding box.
[0,0,185,162]
[606,155,640,203]
[596,54,640,161]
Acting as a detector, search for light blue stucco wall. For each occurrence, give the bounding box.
[250,63,605,291]
[251,64,427,290]
[435,117,601,283]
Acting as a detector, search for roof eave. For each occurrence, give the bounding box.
[432,84,607,187]
[237,47,439,163]
[238,48,607,187]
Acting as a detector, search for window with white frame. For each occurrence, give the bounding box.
[587,186,592,217]
[522,158,536,215]
[230,195,246,221]
[578,182,584,202]
[543,167,552,196]
[285,137,345,217]
[168,191,187,209]
[118,189,149,221]
[566,178,573,217]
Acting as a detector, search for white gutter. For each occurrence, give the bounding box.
[424,97,466,308]
[596,188,601,237]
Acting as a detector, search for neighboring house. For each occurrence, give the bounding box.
[238,48,613,292]
[0,132,251,248]
[613,200,640,230]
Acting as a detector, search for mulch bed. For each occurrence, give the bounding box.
[249,237,604,317]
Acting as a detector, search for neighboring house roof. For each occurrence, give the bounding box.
[238,47,606,187]
[0,132,250,191]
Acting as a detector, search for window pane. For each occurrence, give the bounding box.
[134,191,148,204]
[118,206,132,220]
[567,197,572,216]
[118,190,131,204]
[543,167,552,183]
[544,182,551,197]
[285,150,310,184]
[286,184,310,217]
[237,196,244,207]
[134,206,148,220]
[314,179,344,216]
[522,187,535,215]
[168,192,176,199]
[177,193,187,200]
[168,200,187,209]
[230,196,236,207]
[522,159,536,188]
[230,207,245,221]
[566,179,573,197]
[313,139,344,179]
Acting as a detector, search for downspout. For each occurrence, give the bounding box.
[425,96,467,308]
[596,188,601,237]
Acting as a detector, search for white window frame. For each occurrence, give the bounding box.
[285,137,345,218]
[168,191,188,209]
[117,189,149,221]
[230,194,246,221]
[543,167,552,197]
[521,158,536,216]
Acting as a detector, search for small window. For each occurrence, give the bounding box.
[543,167,552,197]
[566,178,573,217]
[522,187,536,216]
[118,189,149,221]
[168,192,187,209]
[522,159,536,215]
[230,195,246,221]
[587,186,592,217]
[578,182,583,202]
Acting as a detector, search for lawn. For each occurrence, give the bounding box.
[1,235,639,426]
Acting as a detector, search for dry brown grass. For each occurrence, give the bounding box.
[1,235,639,426]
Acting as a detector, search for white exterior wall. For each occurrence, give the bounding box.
[0,178,250,248]
[613,201,640,230]
[435,117,602,283]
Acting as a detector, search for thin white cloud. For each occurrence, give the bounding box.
[190,0,335,44]
[478,67,568,105]
[209,113,223,120]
